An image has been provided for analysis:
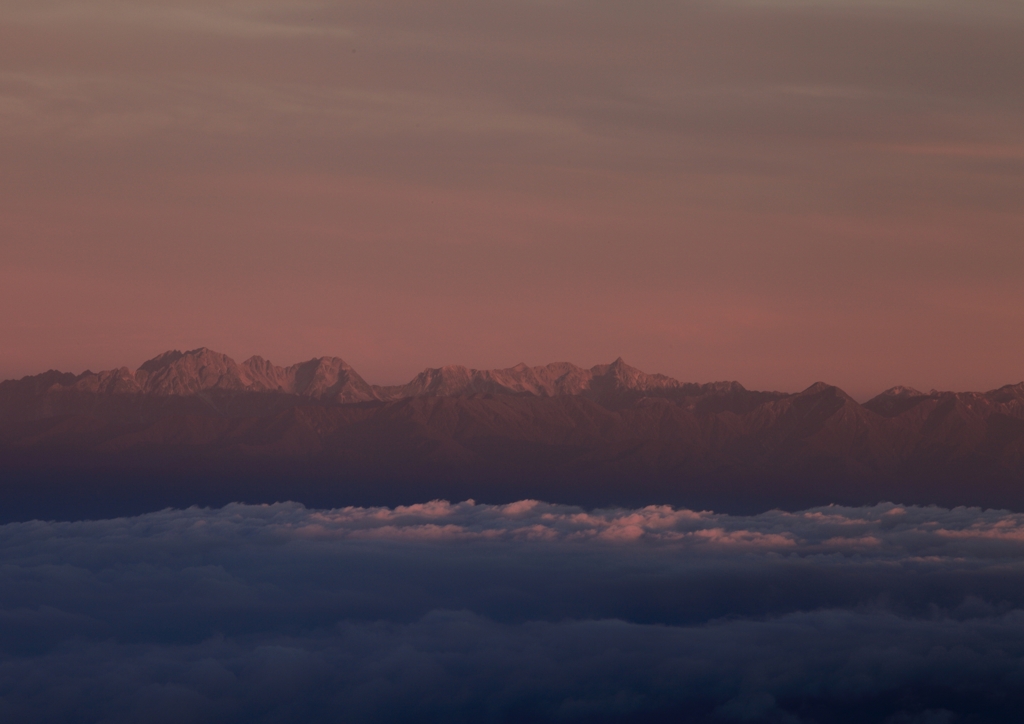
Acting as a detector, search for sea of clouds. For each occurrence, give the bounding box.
[4,499,1024,722]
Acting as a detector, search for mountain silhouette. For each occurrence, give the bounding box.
[2,349,1023,520]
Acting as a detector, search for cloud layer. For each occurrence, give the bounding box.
[4,499,1024,721]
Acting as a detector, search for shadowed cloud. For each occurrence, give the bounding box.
[4,499,1024,720]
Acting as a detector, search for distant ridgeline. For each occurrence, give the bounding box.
[2,347,1023,520]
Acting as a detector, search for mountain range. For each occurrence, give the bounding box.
[6,347,721,406]
[2,348,1024,520]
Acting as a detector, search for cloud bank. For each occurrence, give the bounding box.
[4,499,1024,721]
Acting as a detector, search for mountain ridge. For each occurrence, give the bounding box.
[37,348,379,403]
[9,348,1020,406]
[3,348,761,409]
[2,348,1024,519]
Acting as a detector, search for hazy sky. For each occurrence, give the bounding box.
[2,0,1022,398]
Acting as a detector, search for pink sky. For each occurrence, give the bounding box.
[2,0,1023,399]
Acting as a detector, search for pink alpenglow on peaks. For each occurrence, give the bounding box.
[63,348,378,403]
[5,347,1024,516]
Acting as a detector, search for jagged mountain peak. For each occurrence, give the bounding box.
[992,382,1024,395]
[371,358,687,403]
[433,364,471,375]
[287,356,376,402]
[39,349,379,402]
[137,349,185,373]
[878,386,926,398]
[134,348,244,395]
[242,354,271,368]
[289,356,358,377]
[138,347,226,370]
[592,357,634,374]
[589,358,680,394]
[700,380,747,395]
